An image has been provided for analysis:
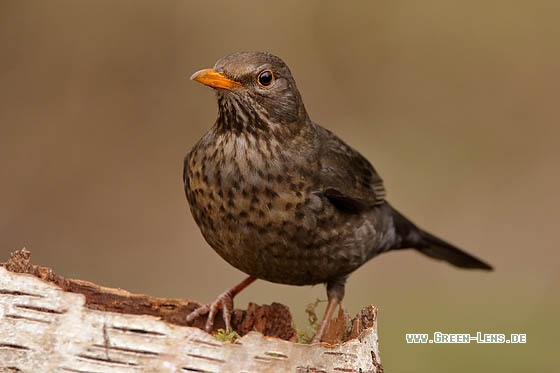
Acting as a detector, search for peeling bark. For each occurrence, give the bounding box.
[0,249,382,372]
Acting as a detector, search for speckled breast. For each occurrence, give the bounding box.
[184,131,377,285]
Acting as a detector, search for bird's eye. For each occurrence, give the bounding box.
[257,70,274,87]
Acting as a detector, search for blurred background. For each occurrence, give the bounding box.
[1,0,558,371]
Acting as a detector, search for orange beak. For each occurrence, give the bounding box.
[190,68,242,91]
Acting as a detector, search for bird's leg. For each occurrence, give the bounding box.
[312,278,346,343]
[186,276,256,333]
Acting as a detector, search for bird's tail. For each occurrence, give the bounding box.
[391,206,493,270]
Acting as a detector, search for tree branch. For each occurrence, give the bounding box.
[0,249,383,372]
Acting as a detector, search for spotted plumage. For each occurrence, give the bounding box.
[184,51,492,341]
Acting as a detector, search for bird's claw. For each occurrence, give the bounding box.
[186,289,235,333]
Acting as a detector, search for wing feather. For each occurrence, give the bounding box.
[315,124,385,212]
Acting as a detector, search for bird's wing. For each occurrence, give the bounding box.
[315,124,386,212]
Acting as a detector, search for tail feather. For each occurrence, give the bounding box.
[391,206,493,270]
[415,230,493,270]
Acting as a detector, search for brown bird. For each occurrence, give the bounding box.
[184,51,492,342]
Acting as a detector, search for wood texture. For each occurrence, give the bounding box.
[0,249,382,372]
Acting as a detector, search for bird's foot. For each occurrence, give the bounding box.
[312,280,344,343]
[186,276,257,333]
[186,289,235,332]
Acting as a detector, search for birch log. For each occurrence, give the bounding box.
[0,249,383,372]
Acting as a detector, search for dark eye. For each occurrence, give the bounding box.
[257,70,274,87]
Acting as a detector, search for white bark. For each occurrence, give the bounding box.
[0,266,382,372]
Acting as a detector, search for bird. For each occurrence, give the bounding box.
[183,51,492,343]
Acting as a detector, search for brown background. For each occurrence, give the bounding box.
[0,1,557,371]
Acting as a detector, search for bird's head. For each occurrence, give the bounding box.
[191,52,309,134]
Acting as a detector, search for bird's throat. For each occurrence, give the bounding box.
[215,94,269,136]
